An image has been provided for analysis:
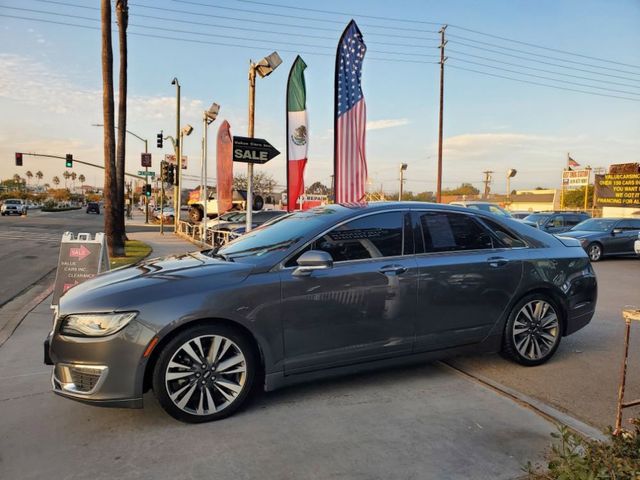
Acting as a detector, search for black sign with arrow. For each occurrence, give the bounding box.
[232,136,280,164]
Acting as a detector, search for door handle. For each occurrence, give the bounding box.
[379,265,407,275]
[487,256,509,268]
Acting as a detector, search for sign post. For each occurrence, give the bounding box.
[52,232,109,306]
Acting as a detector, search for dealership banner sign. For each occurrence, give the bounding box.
[595,171,640,208]
[562,169,590,188]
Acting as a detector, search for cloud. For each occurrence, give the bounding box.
[366,118,410,130]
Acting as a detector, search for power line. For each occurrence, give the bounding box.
[447,64,640,102]
[448,58,640,96]
[448,40,640,83]
[447,33,640,76]
[31,0,439,48]
[0,12,438,65]
[447,49,640,89]
[233,0,640,70]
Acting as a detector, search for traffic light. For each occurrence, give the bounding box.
[160,161,169,181]
[144,184,152,197]
[15,152,23,166]
[65,154,73,168]
[157,132,163,148]
[167,164,175,185]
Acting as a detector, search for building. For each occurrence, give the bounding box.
[507,189,559,212]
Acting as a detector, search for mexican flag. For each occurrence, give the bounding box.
[287,56,308,211]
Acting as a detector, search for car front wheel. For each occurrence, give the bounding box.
[152,324,257,423]
[586,242,603,262]
[502,295,562,366]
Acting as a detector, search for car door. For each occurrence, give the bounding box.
[279,211,418,374]
[612,220,640,254]
[412,210,524,352]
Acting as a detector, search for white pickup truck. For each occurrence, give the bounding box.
[1,199,27,216]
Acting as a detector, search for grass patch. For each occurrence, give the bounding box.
[109,240,152,269]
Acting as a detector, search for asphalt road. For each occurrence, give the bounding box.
[0,208,152,307]
[453,256,640,430]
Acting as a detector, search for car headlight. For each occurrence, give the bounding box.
[59,312,137,337]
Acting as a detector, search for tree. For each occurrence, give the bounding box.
[563,186,593,209]
[36,171,43,186]
[63,171,71,188]
[43,183,50,190]
[25,171,33,186]
[233,172,277,193]
[79,174,86,192]
[443,182,480,196]
[52,176,60,187]
[71,172,77,191]
[306,181,330,195]
[12,174,21,184]
[102,0,124,256]
[115,0,129,244]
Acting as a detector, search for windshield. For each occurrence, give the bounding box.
[571,219,617,232]
[523,214,550,225]
[5,200,21,205]
[217,207,341,263]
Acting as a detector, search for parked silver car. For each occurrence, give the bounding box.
[45,203,597,423]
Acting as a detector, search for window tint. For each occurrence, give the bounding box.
[419,212,494,253]
[565,215,582,226]
[480,218,527,248]
[311,212,405,262]
[618,220,640,230]
[549,216,564,228]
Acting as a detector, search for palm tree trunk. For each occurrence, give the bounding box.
[102,0,124,256]
[116,0,128,243]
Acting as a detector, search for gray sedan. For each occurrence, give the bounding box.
[559,217,640,261]
[45,203,597,423]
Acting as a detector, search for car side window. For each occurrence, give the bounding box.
[618,220,640,231]
[565,215,582,226]
[549,216,564,228]
[478,218,527,248]
[418,212,494,253]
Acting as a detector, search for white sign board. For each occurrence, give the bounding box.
[562,169,590,189]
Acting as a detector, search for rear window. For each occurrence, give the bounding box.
[418,212,494,253]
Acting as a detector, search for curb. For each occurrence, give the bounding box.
[439,361,608,442]
[0,277,55,348]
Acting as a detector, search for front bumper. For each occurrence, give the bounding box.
[45,319,157,409]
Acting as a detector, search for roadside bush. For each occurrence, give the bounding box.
[527,419,640,479]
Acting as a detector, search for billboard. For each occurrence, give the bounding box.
[562,169,590,189]
[595,163,640,208]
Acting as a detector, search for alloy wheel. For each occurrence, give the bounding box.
[165,334,247,416]
[512,300,559,361]
[588,243,602,262]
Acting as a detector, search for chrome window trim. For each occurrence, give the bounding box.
[277,209,409,271]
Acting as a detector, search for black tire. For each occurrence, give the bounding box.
[502,293,563,366]
[152,324,257,423]
[586,242,603,262]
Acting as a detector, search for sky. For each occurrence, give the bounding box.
[0,0,639,195]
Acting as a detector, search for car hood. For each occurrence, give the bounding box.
[558,230,601,240]
[58,252,254,314]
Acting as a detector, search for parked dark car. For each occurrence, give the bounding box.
[559,218,640,261]
[45,203,597,423]
[213,210,288,242]
[86,202,100,214]
[449,201,512,218]
[522,211,590,234]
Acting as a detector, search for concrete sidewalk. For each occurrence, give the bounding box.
[127,230,197,258]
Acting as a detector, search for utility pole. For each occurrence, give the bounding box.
[399,163,408,201]
[482,170,493,199]
[247,62,256,232]
[436,24,447,204]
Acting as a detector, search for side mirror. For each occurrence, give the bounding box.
[292,250,333,277]
[612,228,623,235]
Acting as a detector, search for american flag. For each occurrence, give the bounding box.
[334,20,367,204]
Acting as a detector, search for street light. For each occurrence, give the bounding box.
[246,51,282,232]
[506,168,517,203]
[201,102,221,237]
[399,163,408,201]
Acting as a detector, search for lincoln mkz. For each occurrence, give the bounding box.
[45,203,597,422]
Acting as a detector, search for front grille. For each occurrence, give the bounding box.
[53,364,108,395]
[69,367,101,392]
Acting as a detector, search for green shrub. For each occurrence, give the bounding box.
[527,419,640,479]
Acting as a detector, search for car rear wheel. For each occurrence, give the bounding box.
[152,324,257,423]
[502,294,562,366]
[586,242,603,262]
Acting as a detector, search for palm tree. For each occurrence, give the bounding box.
[63,171,71,188]
[52,176,60,187]
[102,0,124,256]
[79,174,86,192]
[116,0,129,244]
[25,170,33,187]
[71,172,77,191]
[44,183,51,190]
[36,170,43,185]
